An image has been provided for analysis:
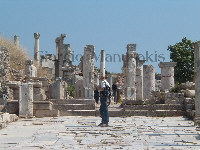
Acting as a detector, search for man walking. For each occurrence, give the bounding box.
[98,76,110,127]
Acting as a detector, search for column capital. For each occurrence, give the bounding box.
[127,44,136,52]
[60,34,66,39]
[34,33,40,39]
[14,35,19,38]
[159,62,177,68]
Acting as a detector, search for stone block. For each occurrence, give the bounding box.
[180,81,195,90]
[33,109,60,118]
[165,93,184,104]
[184,98,194,104]
[49,99,95,105]
[185,89,195,98]
[60,110,96,116]
[123,104,183,111]
[186,104,195,110]
[1,113,10,123]
[54,104,95,110]
[122,100,144,105]
[33,87,46,101]
[19,83,33,118]
[33,101,53,110]
[48,79,65,99]
[6,100,19,114]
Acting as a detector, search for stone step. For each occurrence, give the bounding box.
[123,110,185,117]
[54,104,95,110]
[96,108,124,117]
[59,110,96,116]
[123,104,184,110]
[49,99,95,105]
[33,109,60,118]
[33,101,53,110]
[96,110,185,117]
[122,100,144,105]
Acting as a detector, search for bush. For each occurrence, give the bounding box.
[67,83,75,97]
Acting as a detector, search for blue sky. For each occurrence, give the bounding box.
[1,0,200,73]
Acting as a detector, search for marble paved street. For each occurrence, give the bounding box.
[0,116,200,150]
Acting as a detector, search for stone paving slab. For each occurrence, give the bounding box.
[0,116,200,149]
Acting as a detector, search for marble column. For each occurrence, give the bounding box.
[107,75,113,87]
[34,33,40,66]
[19,83,33,118]
[124,44,137,100]
[14,35,19,48]
[55,34,66,78]
[194,41,200,125]
[136,59,145,100]
[143,65,155,99]
[100,50,105,77]
[159,62,177,91]
[83,45,95,99]
[94,73,99,86]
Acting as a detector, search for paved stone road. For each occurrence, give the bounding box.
[0,116,200,150]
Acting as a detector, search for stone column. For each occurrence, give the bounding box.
[94,72,99,86]
[100,50,105,77]
[136,59,145,100]
[159,62,177,91]
[107,75,113,87]
[124,44,137,100]
[83,45,95,99]
[63,44,72,67]
[194,41,200,125]
[14,35,19,48]
[34,33,40,66]
[143,65,155,99]
[55,34,66,78]
[19,83,33,118]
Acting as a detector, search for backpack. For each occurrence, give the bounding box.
[112,84,117,91]
[102,81,111,98]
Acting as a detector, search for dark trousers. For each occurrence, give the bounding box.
[99,96,109,124]
[113,90,117,103]
[116,89,120,103]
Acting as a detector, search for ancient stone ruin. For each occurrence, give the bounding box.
[1,33,200,129]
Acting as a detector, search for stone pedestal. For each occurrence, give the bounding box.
[83,45,95,99]
[19,83,33,118]
[194,41,200,125]
[48,78,66,99]
[136,60,145,100]
[14,35,19,48]
[143,65,155,99]
[34,33,40,66]
[100,50,105,77]
[159,62,176,91]
[124,44,137,100]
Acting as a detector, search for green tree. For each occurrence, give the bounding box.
[67,83,75,98]
[168,37,194,84]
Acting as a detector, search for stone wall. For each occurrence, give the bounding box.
[40,54,56,79]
